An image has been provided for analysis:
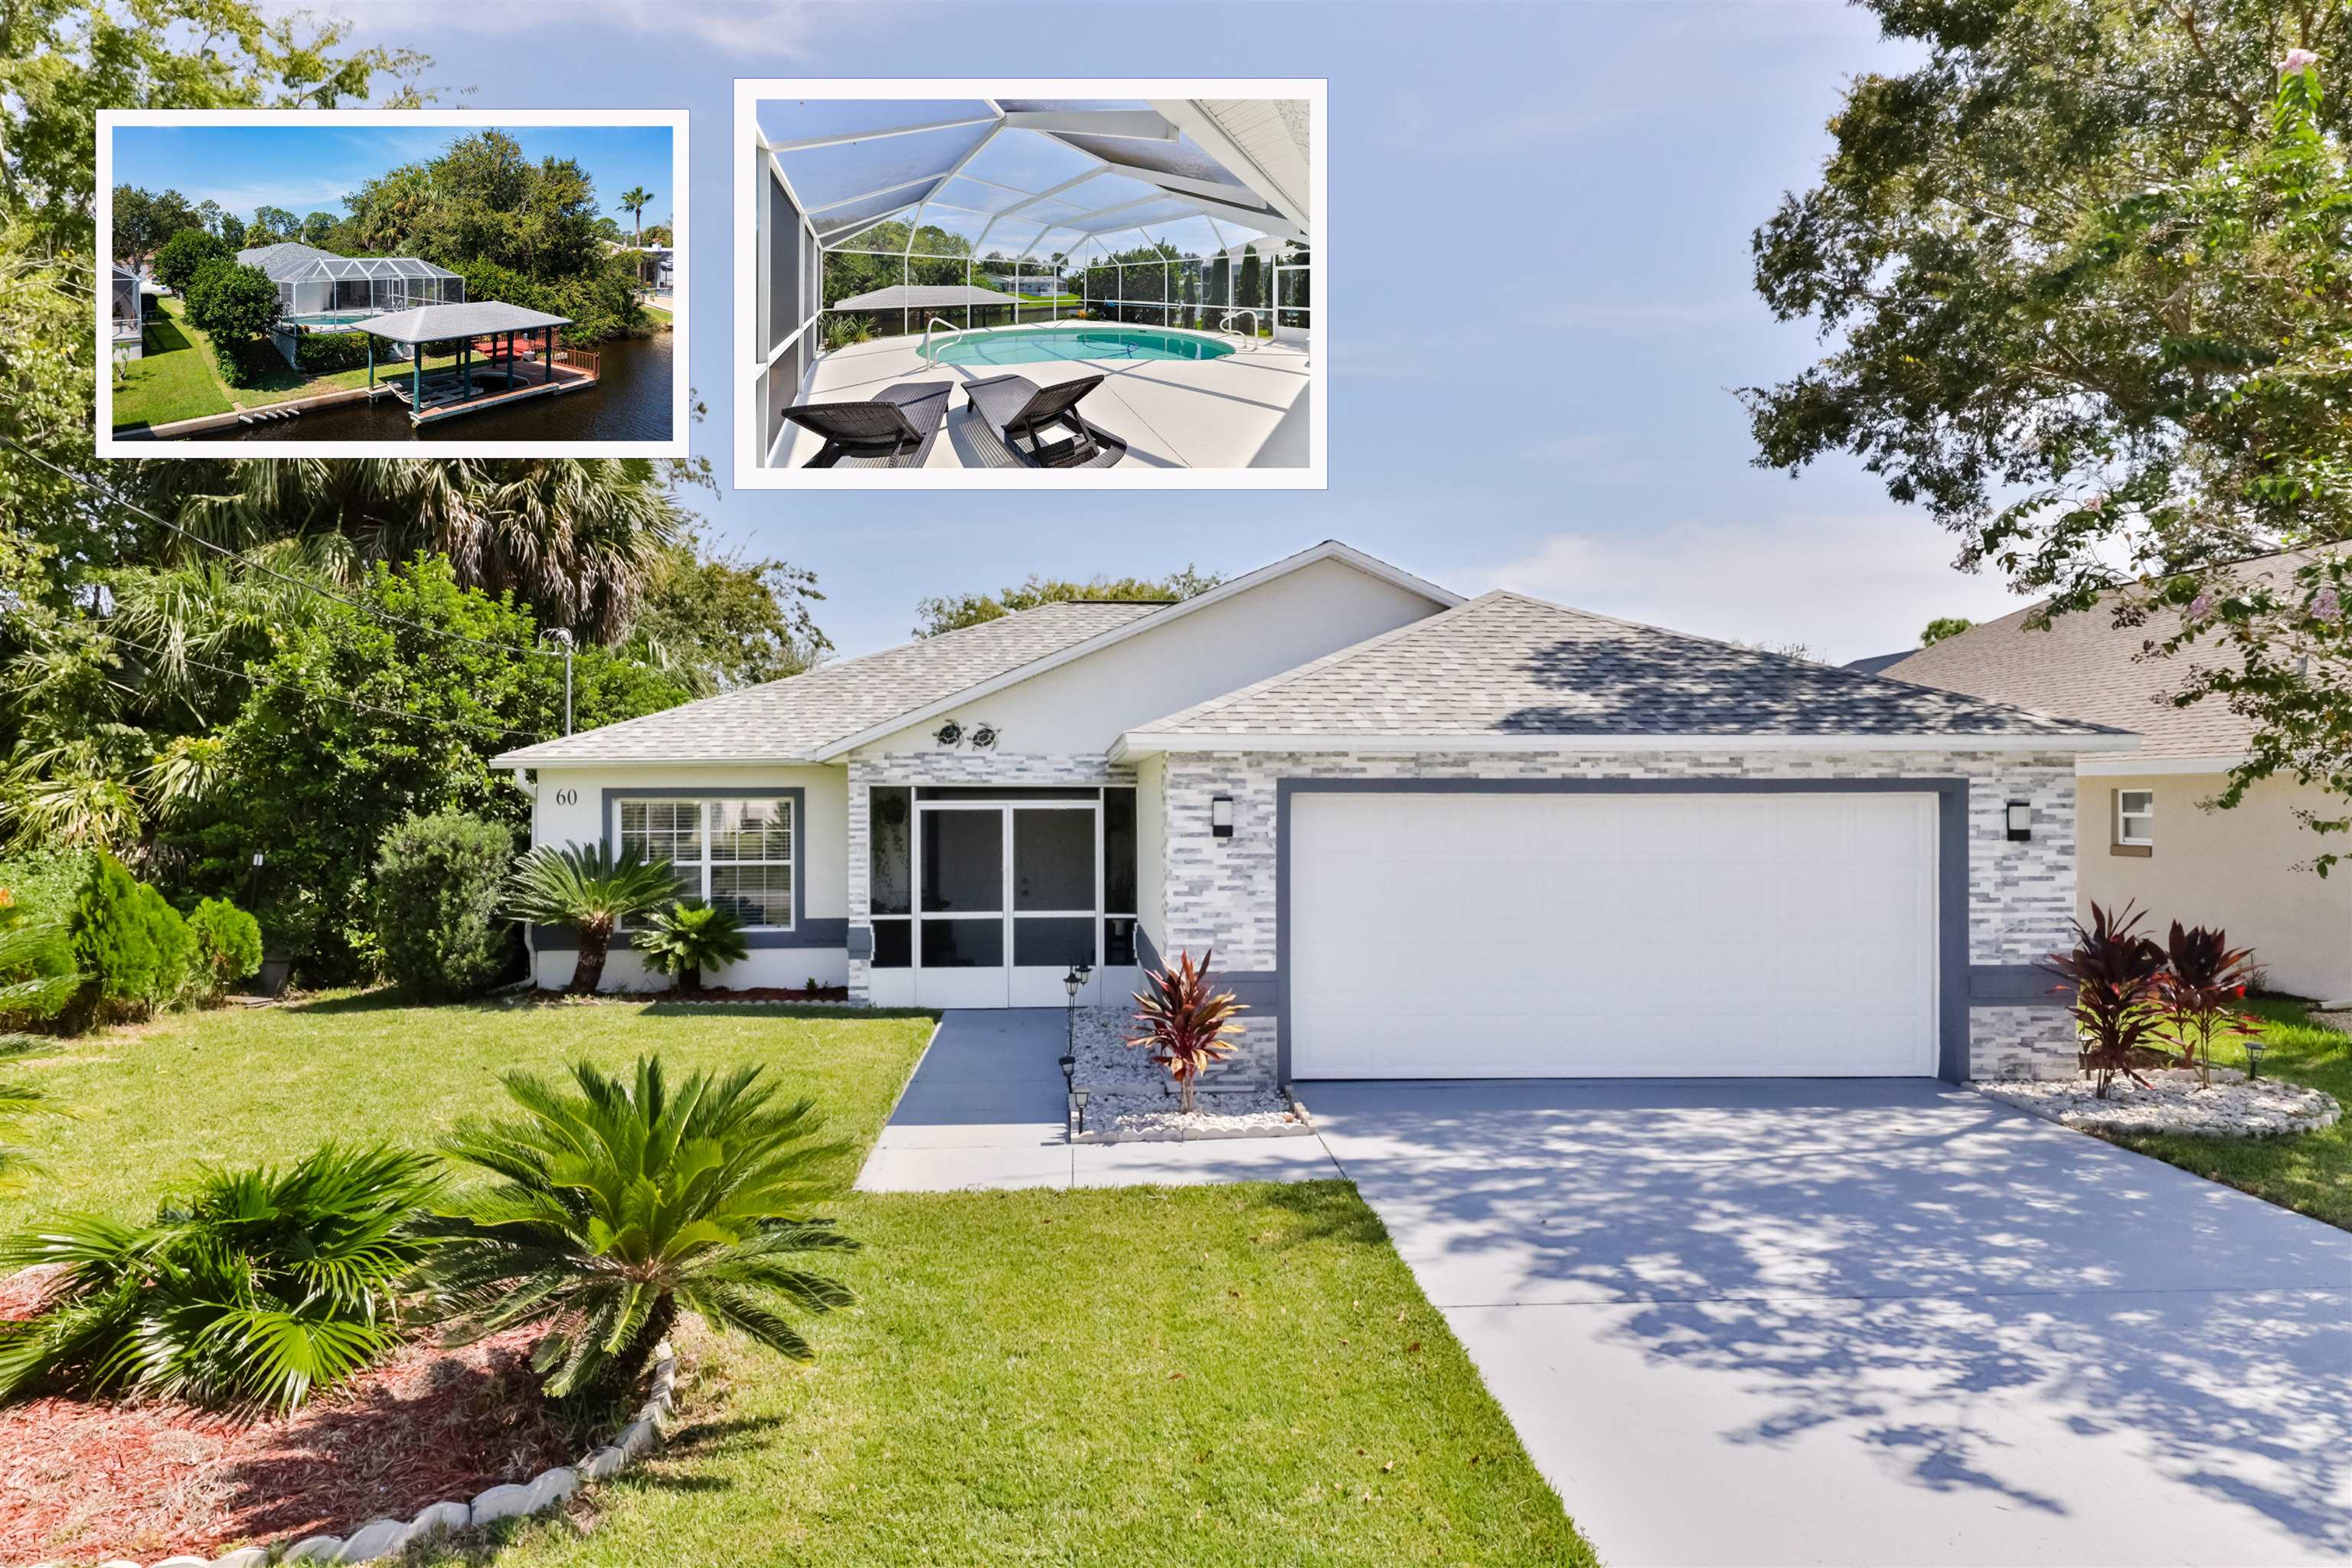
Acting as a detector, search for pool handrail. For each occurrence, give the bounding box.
[1220,309,1265,349]
[922,315,1000,364]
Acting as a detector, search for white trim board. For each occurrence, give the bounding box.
[2076,754,2245,777]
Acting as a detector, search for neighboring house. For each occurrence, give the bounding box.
[109,264,145,361]
[1880,550,2350,1002]
[494,541,2136,1084]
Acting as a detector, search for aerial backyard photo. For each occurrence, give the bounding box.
[2,2,2349,1566]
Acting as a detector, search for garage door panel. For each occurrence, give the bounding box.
[1289,791,1939,1080]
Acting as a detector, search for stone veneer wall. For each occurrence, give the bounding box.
[1156,749,2083,1082]
[844,751,1133,1004]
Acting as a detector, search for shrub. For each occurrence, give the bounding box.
[0,1038,57,1193]
[633,900,749,991]
[0,1145,440,1412]
[185,897,263,1004]
[822,314,876,351]
[0,854,85,1030]
[374,812,518,1001]
[1128,948,1247,1114]
[417,1057,854,1403]
[64,852,193,1028]
[2042,902,2170,1098]
[182,257,280,341]
[2158,922,2260,1088]
[293,330,371,372]
[502,842,678,994]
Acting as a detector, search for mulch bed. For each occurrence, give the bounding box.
[524,984,852,1004]
[0,1272,572,1563]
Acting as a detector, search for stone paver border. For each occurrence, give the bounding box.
[44,1344,679,1568]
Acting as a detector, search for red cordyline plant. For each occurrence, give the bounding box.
[2158,921,2262,1089]
[2041,903,2170,1098]
[1128,948,1246,1114]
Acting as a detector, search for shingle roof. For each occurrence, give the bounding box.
[493,599,1165,766]
[1880,550,2337,760]
[1133,592,2131,742]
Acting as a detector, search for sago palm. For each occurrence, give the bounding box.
[0,1144,440,1412]
[632,899,750,991]
[504,841,678,993]
[416,1057,856,1403]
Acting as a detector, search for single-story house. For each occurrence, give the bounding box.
[493,541,2138,1083]
[1879,549,2350,1003]
[109,264,147,361]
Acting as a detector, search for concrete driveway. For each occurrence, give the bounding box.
[1310,1078,2352,1567]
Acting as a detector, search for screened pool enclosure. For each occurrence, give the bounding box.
[237,243,465,323]
[750,96,1312,464]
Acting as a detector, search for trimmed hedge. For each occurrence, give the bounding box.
[295,331,371,372]
[373,812,518,1001]
[67,852,194,1027]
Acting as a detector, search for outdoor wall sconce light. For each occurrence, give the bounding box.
[934,720,962,747]
[970,724,998,750]
[2006,800,2034,842]
[1210,795,1235,838]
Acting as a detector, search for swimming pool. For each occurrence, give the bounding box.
[925,325,1236,367]
[286,311,381,329]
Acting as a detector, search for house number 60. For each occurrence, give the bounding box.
[554,788,578,806]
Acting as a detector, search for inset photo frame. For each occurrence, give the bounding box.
[737,80,1325,488]
[97,108,687,458]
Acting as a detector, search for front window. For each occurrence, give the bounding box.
[618,797,794,927]
[2116,789,2154,848]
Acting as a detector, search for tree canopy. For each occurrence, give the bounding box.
[913,568,1223,637]
[1748,1,2352,861]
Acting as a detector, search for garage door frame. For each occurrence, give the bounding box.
[1273,776,1971,1083]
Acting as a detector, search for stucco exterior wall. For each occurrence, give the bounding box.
[1153,748,2082,1083]
[524,763,848,992]
[2078,771,2352,1001]
[857,557,1446,759]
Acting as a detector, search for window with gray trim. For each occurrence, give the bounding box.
[619,798,795,927]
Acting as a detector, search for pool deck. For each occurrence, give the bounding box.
[768,321,1312,470]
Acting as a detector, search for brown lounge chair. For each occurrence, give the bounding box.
[961,373,1129,469]
[782,381,953,468]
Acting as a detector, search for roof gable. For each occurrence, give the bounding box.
[1128,590,2134,750]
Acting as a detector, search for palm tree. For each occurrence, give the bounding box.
[140,459,686,644]
[633,900,750,991]
[417,1057,857,1403]
[503,842,678,993]
[618,185,655,278]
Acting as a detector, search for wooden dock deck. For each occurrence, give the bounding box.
[392,348,600,426]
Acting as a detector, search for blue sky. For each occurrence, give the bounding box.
[269,0,2029,663]
[112,122,675,233]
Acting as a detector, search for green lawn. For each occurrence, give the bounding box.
[2102,998,2352,1230]
[6,998,1591,1566]
[110,302,233,427]
[110,297,469,430]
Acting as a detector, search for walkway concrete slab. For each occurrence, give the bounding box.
[1312,1078,2352,1567]
[857,1011,1341,1192]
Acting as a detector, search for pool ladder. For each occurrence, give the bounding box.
[1220,309,1266,349]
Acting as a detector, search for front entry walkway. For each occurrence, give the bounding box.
[1310,1078,2352,1567]
[854,1010,1339,1191]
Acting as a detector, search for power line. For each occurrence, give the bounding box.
[2,437,569,666]
[104,628,548,743]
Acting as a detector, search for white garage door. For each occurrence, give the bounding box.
[1288,790,1940,1078]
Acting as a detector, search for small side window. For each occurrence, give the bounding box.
[2116,789,2155,848]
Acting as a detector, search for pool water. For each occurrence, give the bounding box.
[286,311,380,328]
[926,325,1236,367]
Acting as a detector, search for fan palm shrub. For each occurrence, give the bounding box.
[503,842,678,994]
[2158,922,2261,1088]
[1128,948,1247,1114]
[0,1145,440,1412]
[632,899,750,992]
[416,1057,857,1404]
[2042,902,2170,1098]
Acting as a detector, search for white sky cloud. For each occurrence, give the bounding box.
[1457,513,2036,665]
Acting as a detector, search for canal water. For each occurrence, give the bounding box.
[227,330,672,444]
